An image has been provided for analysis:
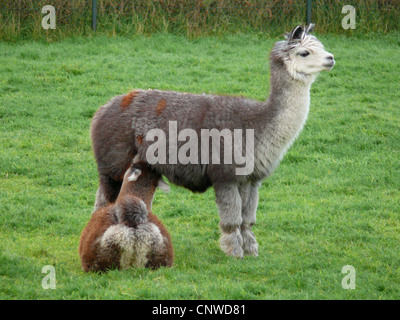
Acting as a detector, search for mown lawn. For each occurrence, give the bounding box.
[0,33,399,299]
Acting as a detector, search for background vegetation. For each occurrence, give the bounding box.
[0,33,399,299]
[1,0,400,41]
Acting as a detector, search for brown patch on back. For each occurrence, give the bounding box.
[136,134,144,145]
[121,90,140,110]
[155,99,167,115]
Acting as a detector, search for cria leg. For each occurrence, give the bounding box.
[214,183,244,258]
[239,182,260,257]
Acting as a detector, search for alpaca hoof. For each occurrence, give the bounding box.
[241,229,259,257]
[244,243,259,257]
[220,230,244,259]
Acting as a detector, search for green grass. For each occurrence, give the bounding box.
[0,33,399,299]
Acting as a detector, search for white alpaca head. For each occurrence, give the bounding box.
[272,24,335,82]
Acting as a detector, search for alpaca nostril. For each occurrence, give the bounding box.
[323,54,335,69]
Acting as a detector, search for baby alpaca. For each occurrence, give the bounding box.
[79,161,173,272]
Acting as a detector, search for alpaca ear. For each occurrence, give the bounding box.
[288,25,304,41]
[127,169,142,182]
[132,154,141,163]
[305,23,315,34]
[157,178,170,193]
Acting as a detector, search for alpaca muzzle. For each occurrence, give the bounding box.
[323,55,335,70]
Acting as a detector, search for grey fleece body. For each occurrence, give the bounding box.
[91,58,310,193]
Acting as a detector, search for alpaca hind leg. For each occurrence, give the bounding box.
[239,182,260,257]
[94,174,122,210]
[214,183,244,258]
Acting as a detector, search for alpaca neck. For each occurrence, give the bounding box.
[253,61,315,178]
[268,60,314,111]
[117,183,155,211]
[266,61,313,139]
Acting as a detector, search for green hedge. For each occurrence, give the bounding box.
[1,0,399,41]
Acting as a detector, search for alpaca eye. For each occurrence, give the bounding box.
[299,51,310,57]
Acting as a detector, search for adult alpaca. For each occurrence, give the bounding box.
[91,24,335,258]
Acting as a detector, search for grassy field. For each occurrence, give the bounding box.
[0,33,399,299]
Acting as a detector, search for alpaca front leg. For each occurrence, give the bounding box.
[239,182,260,256]
[214,183,244,258]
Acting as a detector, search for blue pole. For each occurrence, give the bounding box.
[92,0,97,31]
[306,0,312,25]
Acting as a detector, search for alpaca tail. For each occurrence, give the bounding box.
[117,196,148,228]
